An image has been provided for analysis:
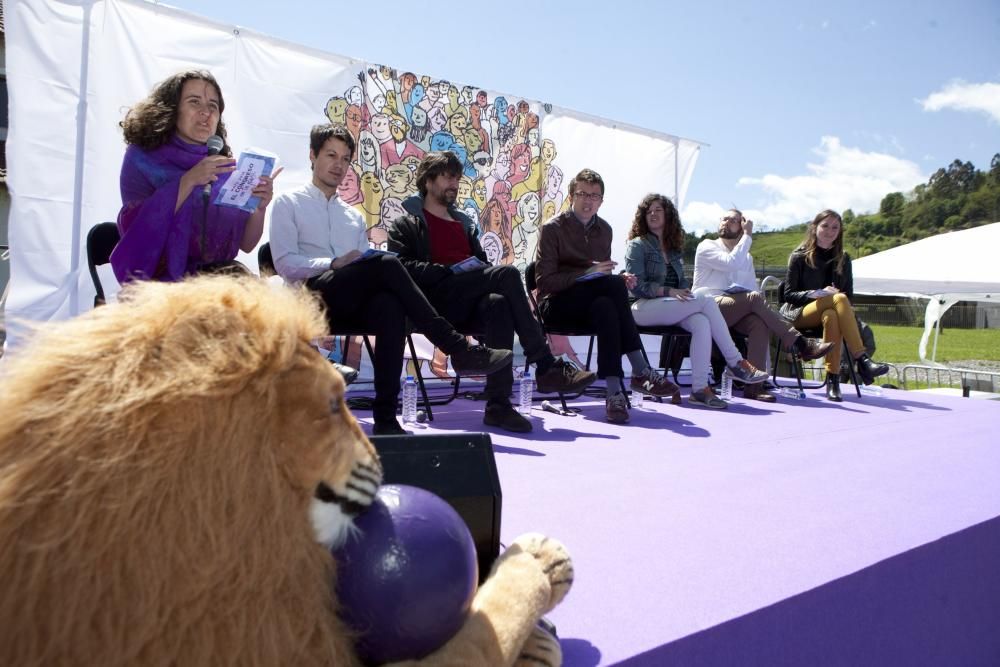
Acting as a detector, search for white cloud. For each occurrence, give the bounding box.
[920,80,1000,124]
[682,136,925,232]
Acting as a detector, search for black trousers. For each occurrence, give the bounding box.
[538,274,642,379]
[306,254,465,422]
[426,265,549,402]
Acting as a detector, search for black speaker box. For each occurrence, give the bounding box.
[370,432,502,582]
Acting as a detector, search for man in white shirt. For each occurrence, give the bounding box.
[693,209,832,401]
[270,124,512,435]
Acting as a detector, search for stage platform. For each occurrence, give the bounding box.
[357,383,1000,666]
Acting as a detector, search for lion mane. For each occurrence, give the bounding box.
[0,275,572,667]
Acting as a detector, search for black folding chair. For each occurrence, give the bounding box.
[259,242,442,420]
[524,261,598,412]
[774,281,861,398]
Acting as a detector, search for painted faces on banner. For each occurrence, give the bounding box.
[329,66,563,268]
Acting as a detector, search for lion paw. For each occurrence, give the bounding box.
[513,621,562,667]
[507,533,574,612]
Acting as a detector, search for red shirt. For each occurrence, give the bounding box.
[425,209,472,265]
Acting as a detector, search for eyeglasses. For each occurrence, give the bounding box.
[573,192,603,201]
[474,157,493,166]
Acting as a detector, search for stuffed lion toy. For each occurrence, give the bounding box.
[0,276,572,666]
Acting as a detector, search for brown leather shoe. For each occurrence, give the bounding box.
[794,336,835,361]
[536,359,597,394]
[744,385,777,402]
[606,392,630,423]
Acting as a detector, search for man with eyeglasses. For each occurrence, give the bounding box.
[692,209,834,402]
[534,168,680,423]
[388,151,597,433]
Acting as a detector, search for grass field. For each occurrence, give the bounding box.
[870,325,1000,364]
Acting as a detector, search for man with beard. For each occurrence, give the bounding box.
[388,151,596,433]
[269,125,513,436]
[692,209,833,402]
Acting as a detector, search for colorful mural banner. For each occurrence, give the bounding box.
[5,0,704,348]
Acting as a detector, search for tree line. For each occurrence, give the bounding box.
[682,152,1000,262]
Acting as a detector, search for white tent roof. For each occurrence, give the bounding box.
[852,222,1000,364]
[853,222,1000,299]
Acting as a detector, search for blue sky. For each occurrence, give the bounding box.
[165,0,1000,233]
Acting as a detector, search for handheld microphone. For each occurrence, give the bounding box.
[202,135,225,201]
[541,400,562,415]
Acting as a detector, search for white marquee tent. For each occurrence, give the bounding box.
[853,222,1000,364]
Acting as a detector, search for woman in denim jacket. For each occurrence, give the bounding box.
[624,194,768,408]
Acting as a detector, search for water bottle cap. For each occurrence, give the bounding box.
[523,371,531,378]
[405,375,414,381]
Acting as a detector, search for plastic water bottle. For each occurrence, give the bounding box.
[719,370,733,400]
[632,388,644,409]
[402,375,418,424]
[518,371,533,415]
[776,386,806,400]
[860,384,883,397]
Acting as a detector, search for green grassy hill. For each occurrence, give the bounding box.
[744,225,806,269]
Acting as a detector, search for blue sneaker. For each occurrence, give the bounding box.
[727,359,768,385]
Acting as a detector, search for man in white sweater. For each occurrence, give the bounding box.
[693,210,832,401]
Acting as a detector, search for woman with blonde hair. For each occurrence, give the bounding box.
[780,209,889,401]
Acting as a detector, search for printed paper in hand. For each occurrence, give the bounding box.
[215,150,277,212]
[450,256,489,273]
[723,284,751,294]
[352,248,397,263]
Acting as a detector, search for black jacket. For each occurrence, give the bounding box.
[387,194,489,290]
[779,245,854,321]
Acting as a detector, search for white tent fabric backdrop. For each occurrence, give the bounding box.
[852,222,1000,364]
[4,0,704,354]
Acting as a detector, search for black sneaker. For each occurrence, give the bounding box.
[331,361,359,385]
[451,344,513,376]
[372,418,410,436]
[536,359,597,394]
[483,402,533,433]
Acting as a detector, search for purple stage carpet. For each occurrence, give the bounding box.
[357,383,1000,666]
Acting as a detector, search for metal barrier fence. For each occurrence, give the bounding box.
[900,365,1000,393]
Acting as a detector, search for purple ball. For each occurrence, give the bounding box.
[334,484,478,664]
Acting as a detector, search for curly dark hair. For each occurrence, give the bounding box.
[120,70,231,155]
[801,209,845,273]
[627,193,684,253]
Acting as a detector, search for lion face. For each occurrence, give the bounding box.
[272,340,383,549]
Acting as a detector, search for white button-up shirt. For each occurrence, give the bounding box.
[692,234,758,296]
[269,182,369,283]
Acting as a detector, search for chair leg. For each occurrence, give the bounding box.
[406,335,433,422]
[664,336,680,384]
[844,341,862,398]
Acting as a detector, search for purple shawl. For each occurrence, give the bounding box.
[111,135,249,282]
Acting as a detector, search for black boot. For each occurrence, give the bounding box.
[855,353,889,385]
[826,372,843,402]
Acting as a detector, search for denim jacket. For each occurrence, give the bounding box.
[624,234,688,300]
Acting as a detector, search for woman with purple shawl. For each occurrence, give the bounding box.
[111,70,280,282]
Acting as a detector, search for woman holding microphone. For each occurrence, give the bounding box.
[111,70,280,282]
